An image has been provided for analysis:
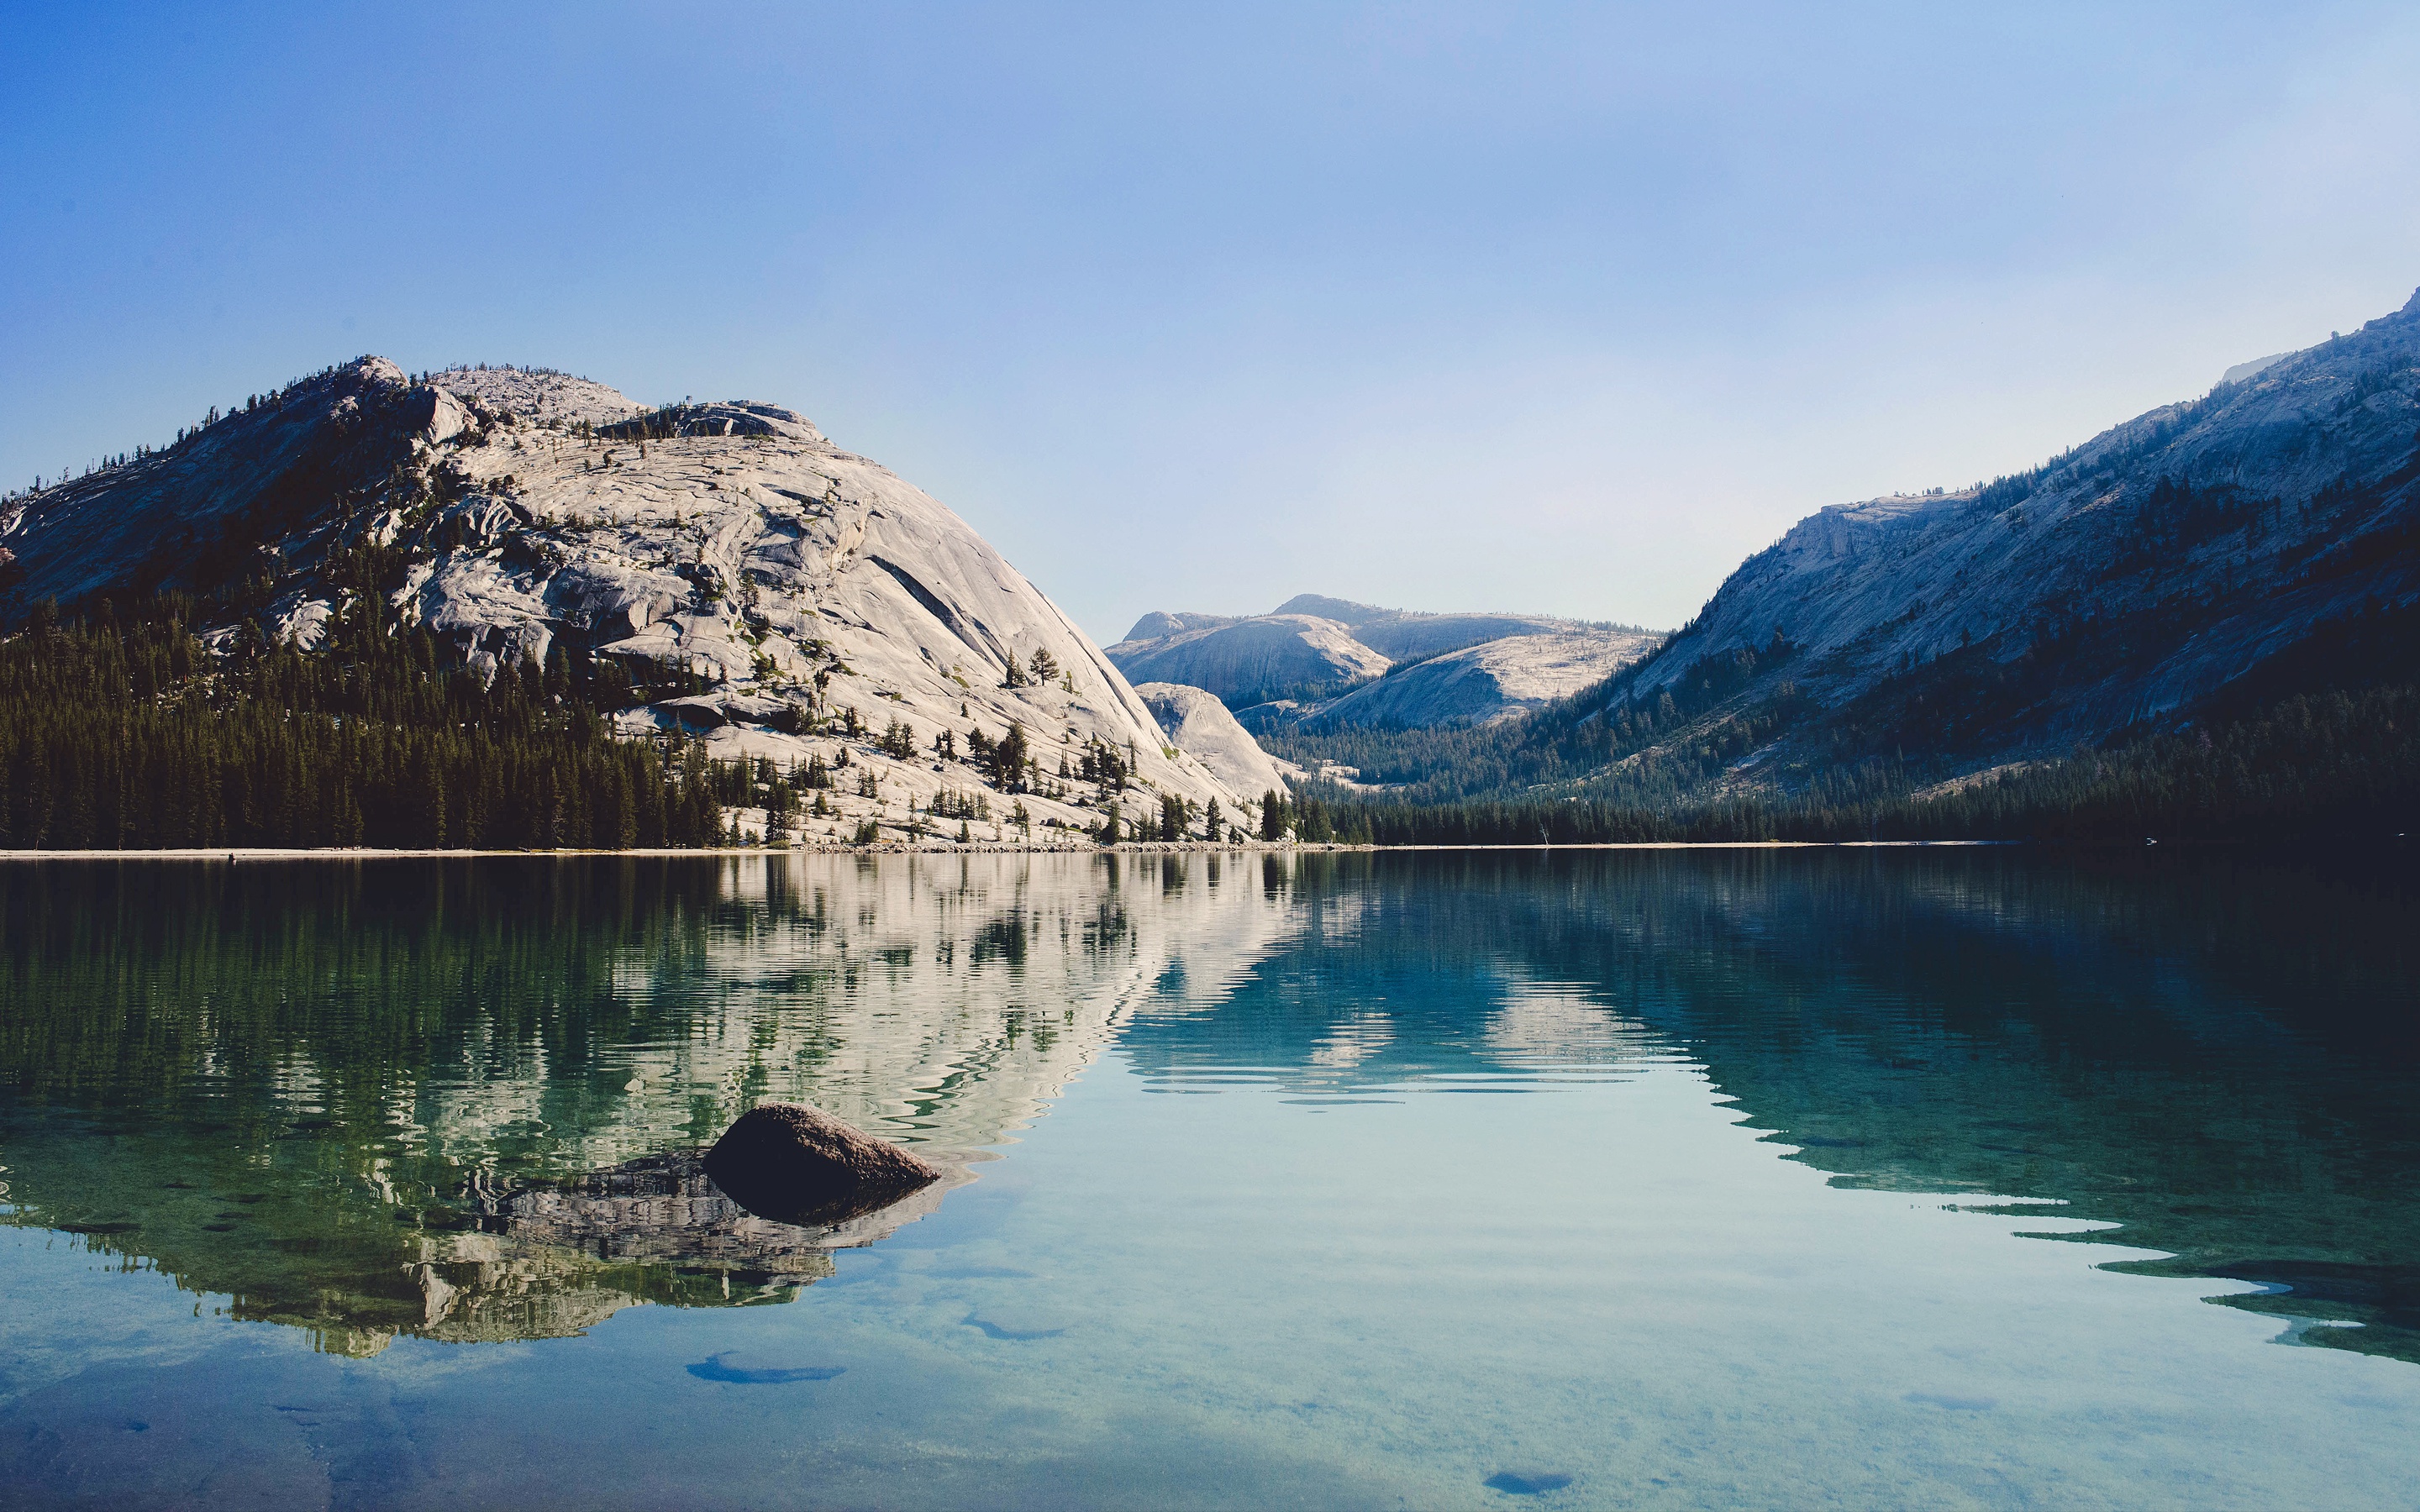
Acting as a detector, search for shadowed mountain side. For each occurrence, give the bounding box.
[1247,291,2420,822]
[1522,288,2420,802]
[0,852,1297,1353]
[1639,293,2420,732]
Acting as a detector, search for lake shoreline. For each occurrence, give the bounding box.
[0,838,2023,860]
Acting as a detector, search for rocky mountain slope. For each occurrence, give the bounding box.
[1626,286,2420,767]
[1108,609,1389,707]
[1298,627,1658,732]
[1134,683,1297,798]
[0,360,1265,843]
[1282,285,2420,814]
[1106,593,1658,730]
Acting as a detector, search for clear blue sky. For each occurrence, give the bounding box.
[7,3,2418,642]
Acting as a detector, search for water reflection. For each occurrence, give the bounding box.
[0,853,1293,1354]
[3,848,2415,1369]
[1128,849,2420,1361]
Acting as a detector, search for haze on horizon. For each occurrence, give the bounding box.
[7,2,2419,644]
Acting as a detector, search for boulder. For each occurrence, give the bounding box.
[703,1102,941,1225]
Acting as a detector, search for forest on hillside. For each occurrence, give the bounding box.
[1275,598,2420,847]
[1308,680,2420,846]
[3,580,2413,851]
[0,584,727,850]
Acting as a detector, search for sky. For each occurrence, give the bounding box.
[6,3,2420,643]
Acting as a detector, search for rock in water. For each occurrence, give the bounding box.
[703,1103,941,1225]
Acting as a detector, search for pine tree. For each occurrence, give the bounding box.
[992,722,1031,791]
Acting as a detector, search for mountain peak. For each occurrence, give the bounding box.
[429,365,644,429]
[1270,593,1390,625]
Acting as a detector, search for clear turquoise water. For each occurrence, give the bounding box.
[1,850,2415,1509]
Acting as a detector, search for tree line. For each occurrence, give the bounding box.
[0,592,722,850]
[1316,680,2419,848]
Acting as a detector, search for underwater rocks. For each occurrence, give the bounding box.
[703,1102,943,1226]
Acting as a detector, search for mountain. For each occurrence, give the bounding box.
[1104,594,1659,730]
[1297,628,1659,732]
[0,360,1260,843]
[1634,288,2420,749]
[1266,286,2420,834]
[1107,610,1390,708]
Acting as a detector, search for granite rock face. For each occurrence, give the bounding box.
[1135,682,1297,799]
[1107,612,1390,706]
[1297,627,1658,731]
[1110,594,1660,730]
[703,1102,944,1225]
[0,360,1260,841]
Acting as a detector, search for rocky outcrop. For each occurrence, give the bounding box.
[424,364,644,428]
[703,1102,944,1225]
[1135,682,1296,798]
[1123,609,1239,639]
[1268,594,1571,663]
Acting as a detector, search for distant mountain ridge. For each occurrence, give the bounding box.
[1266,285,2420,824]
[1106,594,1660,731]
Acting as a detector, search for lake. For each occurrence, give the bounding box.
[1,848,2415,1509]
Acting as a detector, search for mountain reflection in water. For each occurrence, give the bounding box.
[1,848,2413,1366]
[0,853,1288,1354]
[1119,849,2420,1360]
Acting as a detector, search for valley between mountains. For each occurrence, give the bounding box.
[3,285,2417,850]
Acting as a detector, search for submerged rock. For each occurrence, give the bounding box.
[703,1102,942,1226]
[685,1352,845,1383]
[1483,1470,1575,1495]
